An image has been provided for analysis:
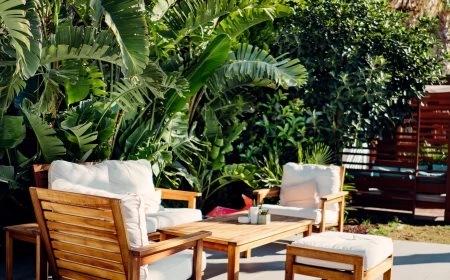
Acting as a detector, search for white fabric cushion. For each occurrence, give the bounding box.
[148,250,206,280]
[281,179,320,209]
[261,204,338,225]
[103,160,158,211]
[292,232,393,271]
[280,163,341,211]
[145,189,162,213]
[146,208,203,233]
[51,179,149,280]
[48,161,109,190]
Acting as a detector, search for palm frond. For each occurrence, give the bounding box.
[90,0,149,76]
[208,43,308,93]
[158,0,238,42]
[0,0,41,78]
[216,4,292,38]
[0,68,26,115]
[110,79,150,111]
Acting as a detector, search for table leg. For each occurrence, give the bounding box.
[160,232,167,241]
[6,231,13,280]
[304,224,313,237]
[241,249,251,258]
[227,245,240,280]
[36,236,48,280]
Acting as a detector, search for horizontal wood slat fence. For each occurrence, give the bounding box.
[341,91,450,221]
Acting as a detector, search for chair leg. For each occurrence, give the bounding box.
[383,268,392,280]
[6,231,13,280]
[36,236,48,280]
[242,249,251,258]
[285,247,295,280]
[192,239,203,280]
[354,263,364,280]
[338,197,345,232]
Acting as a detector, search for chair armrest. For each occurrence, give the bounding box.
[321,191,348,202]
[130,231,212,265]
[253,187,280,205]
[156,188,202,209]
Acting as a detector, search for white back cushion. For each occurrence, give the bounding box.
[51,179,150,280]
[48,161,109,190]
[103,160,157,211]
[280,179,320,209]
[280,163,341,211]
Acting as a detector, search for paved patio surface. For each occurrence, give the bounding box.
[2,235,450,279]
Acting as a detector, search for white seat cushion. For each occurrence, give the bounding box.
[148,250,206,280]
[292,232,393,271]
[146,208,203,233]
[51,179,150,280]
[48,161,109,190]
[261,204,338,225]
[280,163,342,211]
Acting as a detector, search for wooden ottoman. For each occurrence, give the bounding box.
[285,232,393,280]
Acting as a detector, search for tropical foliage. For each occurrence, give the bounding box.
[0,0,445,220]
[0,0,307,209]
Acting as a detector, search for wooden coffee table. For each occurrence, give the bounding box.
[158,211,313,280]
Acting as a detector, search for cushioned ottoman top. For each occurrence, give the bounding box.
[292,232,393,271]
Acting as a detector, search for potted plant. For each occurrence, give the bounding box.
[258,209,271,225]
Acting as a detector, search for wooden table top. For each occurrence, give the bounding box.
[158,211,312,246]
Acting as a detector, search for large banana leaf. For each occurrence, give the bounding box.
[164,34,231,114]
[220,163,258,188]
[162,113,204,164]
[41,27,123,66]
[0,165,21,199]
[150,0,178,21]
[0,0,41,78]
[21,99,66,163]
[216,5,292,38]
[65,64,107,106]
[123,121,153,159]
[207,43,308,93]
[62,122,98,153]
[0,115,25,149]
[202,105,223,165]
[90,0,149,76]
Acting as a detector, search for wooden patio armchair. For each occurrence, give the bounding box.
[29,187,211,280]
[253,164,347,232]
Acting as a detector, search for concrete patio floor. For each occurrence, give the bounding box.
[2,235,450,280]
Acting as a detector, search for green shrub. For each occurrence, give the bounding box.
[255,0,444,149]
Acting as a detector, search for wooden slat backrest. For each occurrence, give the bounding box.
[30,187,131,280]
[33,163,96,189]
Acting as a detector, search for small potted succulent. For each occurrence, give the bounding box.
[258,208,270,225]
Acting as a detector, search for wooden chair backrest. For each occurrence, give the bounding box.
[33,163,95,189]
[30,187,131,280]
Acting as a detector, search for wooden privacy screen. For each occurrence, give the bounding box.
[342,91,450,221]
